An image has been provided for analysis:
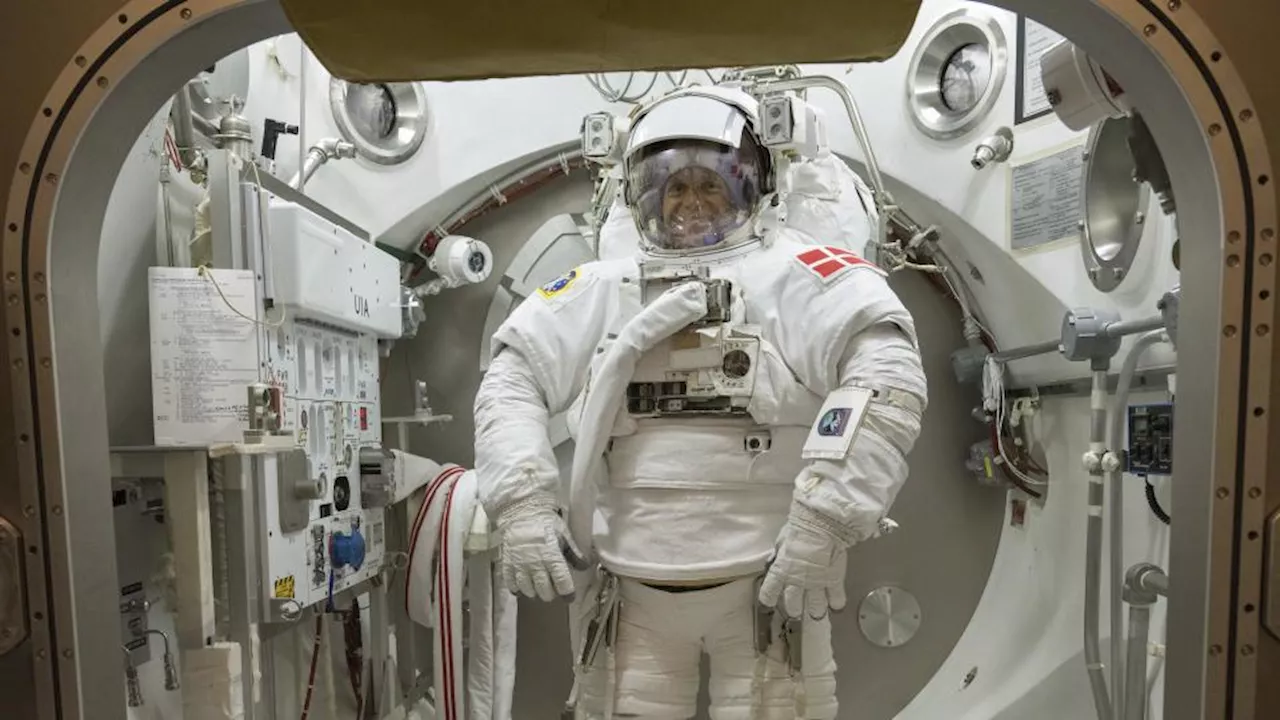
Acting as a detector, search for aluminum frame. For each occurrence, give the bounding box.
[905,7,1009,141]
[0,0,1274,719]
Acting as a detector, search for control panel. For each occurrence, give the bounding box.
[1126,403,1174,476]
[628,327,760,417]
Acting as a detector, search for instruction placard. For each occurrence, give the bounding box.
[1010,144,1085,251]
[149,267,260,445]
[1016,16,1067,123]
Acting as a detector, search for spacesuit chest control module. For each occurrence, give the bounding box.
[474,86,927,719]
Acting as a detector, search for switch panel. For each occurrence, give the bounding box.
[1126,403,1174,476]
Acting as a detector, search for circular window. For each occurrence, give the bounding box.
[1081,114,1149,292]
[330,79,429,165]
[906,9,1008,140]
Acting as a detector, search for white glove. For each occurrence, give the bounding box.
[758,503,850,619]
[496,496,580,602]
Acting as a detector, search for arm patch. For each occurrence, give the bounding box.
[794,246,885,284]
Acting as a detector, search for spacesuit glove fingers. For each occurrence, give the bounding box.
[758,565,785,609]
[783,584,807,620]
[513,567,538,599]
[828,548,848,612]
[806,589,829,620]
[530,566,557,603]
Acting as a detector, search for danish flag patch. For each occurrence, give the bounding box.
[794,246,884,282]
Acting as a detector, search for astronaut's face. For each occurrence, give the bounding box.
[660,166,734,249]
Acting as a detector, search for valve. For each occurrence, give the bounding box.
[330,528,367,571]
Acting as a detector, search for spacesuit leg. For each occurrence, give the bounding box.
[704,579,837,720]
[578,580,705,719]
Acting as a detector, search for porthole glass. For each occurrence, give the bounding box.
[329,79,429,165]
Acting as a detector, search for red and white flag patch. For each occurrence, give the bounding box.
[794,246,885,283]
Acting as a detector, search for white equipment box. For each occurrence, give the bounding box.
[149,194,403,614]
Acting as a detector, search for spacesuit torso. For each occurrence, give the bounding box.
[490,227,923,582]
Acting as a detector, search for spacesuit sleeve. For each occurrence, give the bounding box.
[768,247,928,544]
[794,324,926,544]
[473,266,612,516]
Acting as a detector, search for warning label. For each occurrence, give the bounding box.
[273,575,296,599]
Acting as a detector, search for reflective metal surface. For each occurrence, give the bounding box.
[1081,114,1150,292]
[906,8,1008,140]
[858,586,923,649]
[330,79,429,165]
[1265,510,1280,641]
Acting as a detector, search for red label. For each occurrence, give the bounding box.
[795,246,883,281]
[359,406,368,431]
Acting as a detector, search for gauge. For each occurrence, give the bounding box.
[940,43,992,114]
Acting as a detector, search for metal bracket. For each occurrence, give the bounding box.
[0,516,28,655]
[1264,510,1280,641]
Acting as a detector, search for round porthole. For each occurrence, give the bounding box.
[906,9,1008,140]
[1081,114,1149,292]
[329,78,429,165]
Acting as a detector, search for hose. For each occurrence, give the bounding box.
[1085,369,1113,720]
[1144,478,1171,525]
[300,614,323,720]
[1106,330,1169,717]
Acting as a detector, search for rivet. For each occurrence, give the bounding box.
[51,505,62,516]
[35,294,45,304]
[1258,324,1270,336]
[1242,645,1255,656]
[74,56,86,68]
[1240,109,1254,122]
[1168,0,1181,9]
[1209,123,1222,136]
[1264,229,1276,242]
[19,434,29,444]
[96,77,109,89]
[5,272,15,282]
[1228,231,1241,243]
[1227,255,1241,267]
[1144,24,1157,37]
[1256,407,1267,417]
[6,295,16,306]
[43,173,57,185]
[41,108,51,118]
[117,13,127,24]
[18,162,31,175]
[36,649,46,660]
[1216,487,1229,499]
[1211,51,1222,62]
[1260,175,1270,186]
[1,628,11,639]
[23,506,34,518]
[180,8,193,19]
[33,272,44,284]
[62,649,72,659]
[1249,487,1262,499]
[1209,644,1222,657]
[1262,254,1274,266]
[40,358,50,369]
[1134,212,1145,225]
[13,359,23,370]
[1250,530,1261,540]
[6,223,16,233]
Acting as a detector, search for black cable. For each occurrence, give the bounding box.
[1144,477,1172,525]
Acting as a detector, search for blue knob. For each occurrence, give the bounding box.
[330,529,366,571]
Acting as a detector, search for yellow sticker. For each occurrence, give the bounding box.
[273,575,295,599]
[536,269,579,299]
[983,456,994,479]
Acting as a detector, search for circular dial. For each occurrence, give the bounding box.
[345,83,398,140]
[940,43,992,114]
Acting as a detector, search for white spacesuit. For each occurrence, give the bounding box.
[474,87,926,719]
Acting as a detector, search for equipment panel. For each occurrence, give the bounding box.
[1126,403,1174,476]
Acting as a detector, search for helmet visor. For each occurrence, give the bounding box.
[627,138,766,251]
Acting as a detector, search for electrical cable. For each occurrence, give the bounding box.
[197,265,288,328]
[299,613,324,720]
[1144,477,1171,525]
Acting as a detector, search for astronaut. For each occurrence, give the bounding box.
[474,86,926,719]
